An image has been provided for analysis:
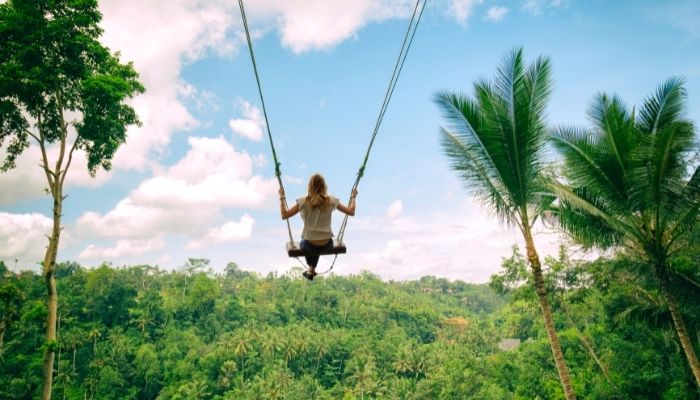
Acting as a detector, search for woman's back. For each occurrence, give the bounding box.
[297,196,339,241]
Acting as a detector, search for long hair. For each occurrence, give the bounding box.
[306,174,333,211]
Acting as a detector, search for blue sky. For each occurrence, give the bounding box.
[1,0,699,282]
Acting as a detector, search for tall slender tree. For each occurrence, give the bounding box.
[0,0,143,398]
[434,48,576,399]
[551,77,700,386]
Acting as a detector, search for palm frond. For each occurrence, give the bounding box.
[518,55,553,193]
[551,202,621,249]
[614,301,672,331]
[637,76,686,135]
[553,77,699,266]
[550,126,629,213]
[433,90,504,185]
[433,91,483,139]
[588,93,638,185]
[434,47,553,230]
[479,48,552,211]
[631,121,695,227]
[494,47,523,118]
[629,79,696,255]
[439,127,514,224]
[549,181,626,243]
[666,166,700,254]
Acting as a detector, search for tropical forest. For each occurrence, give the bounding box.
[1,0,699,399]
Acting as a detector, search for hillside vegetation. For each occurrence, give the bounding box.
[1,246,698,399]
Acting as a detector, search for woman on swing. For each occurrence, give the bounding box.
[279,174,357,281]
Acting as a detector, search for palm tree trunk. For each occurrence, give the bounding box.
[41,188,63,400]
[656,265,700,387]
[524,228,576,400]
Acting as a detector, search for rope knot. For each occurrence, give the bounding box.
[275,161,282,178]
[357,166,365,178]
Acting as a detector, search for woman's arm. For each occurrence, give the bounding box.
[279,188,300,220]
[337,189,358,216]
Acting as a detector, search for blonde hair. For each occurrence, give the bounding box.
[305,174,333,211]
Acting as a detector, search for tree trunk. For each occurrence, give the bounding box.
[524,228,576,400]
[657,265,700,387]
[0,319,5,352]
[41,188,63,400]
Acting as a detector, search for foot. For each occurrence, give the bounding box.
[302,270,314,281]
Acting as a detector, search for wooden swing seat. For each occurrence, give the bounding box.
[286,240,347,258]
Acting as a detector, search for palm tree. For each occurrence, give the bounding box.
[176,379,210,400]
[232,330,253,384]
[393,346,412,376]
[313,337,329,375]
[53,361,75,400]
[550,77,700,386]
[434,47,576,399]
[347,354,379,400]
[87,326,101,354]
[283,336,299,369]
[218,360,238,389]
[62,328,84,374]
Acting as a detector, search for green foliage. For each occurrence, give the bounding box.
[551,77,700,387]
[551,78,699,263]
[434,47,554,228]
[0,0,144,173]
[435,47,577,399]
[0,256,697,399]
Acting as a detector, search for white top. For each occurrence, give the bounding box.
[296,196,340,241]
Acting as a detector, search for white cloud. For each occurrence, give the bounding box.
[380,239,404,265]
[131,136,276,209]
[229,100,265,141]
[4,0,483,191]
[77,198,211,240]
[339,199,567,282]
[384,200,404,220]
[0,213,52,264]
[78,238,165,259]
[255,0,414,53]
[450,0,484,25]
[186,214,255,250]
[96,0,434,169]
[76,136,275,247]
[485,6,508,22]
[99,0,237,171]
[28,0,482,177]
[3,0,238,192]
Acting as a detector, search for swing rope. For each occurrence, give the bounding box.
[319,0,428,275]
[237,0,294,246]
[237,0,428,275]
[336,0,428,244]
